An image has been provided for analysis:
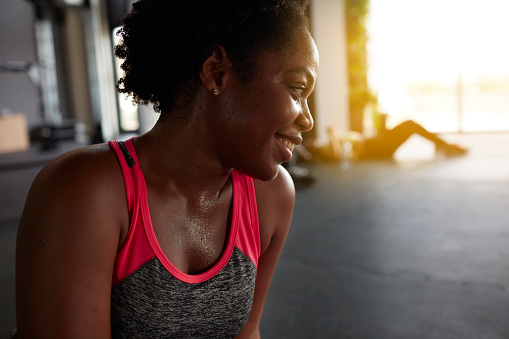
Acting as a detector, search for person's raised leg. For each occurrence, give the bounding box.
[381,120,467,156]
[365,120,425,156]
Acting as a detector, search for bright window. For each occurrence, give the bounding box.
[367,0,509,132]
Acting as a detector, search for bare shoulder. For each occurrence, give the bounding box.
[35,142,121,190]
[254,165,295,209]
[20,142,128,241]
[253,165,295,253]
[15,143,127,337]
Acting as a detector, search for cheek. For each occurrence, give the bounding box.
[223,89,298,148]
[267,98,302,129]
[259,91,300,122]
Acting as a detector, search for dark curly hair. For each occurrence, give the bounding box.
[114,0,311,114]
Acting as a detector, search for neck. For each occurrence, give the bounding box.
[134,116,233,200]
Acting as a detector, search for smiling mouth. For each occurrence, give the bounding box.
[278,136,295,152]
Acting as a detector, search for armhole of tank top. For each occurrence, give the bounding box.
[246,175,261,262]
[232,171,261,268]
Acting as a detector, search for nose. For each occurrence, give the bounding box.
[296,100,314,132]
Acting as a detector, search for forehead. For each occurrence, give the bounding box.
[259,31,319,81]
[289,32,319,78]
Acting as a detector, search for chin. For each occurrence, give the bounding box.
[243,163,281,182]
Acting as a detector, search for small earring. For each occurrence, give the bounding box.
[213,88,221,96]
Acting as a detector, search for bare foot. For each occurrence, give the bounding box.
[436,144,468,156]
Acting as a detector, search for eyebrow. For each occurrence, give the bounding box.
[286,67,317,83]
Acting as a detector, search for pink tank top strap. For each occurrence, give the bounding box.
[108,139,137,215]
[109,138,156,285]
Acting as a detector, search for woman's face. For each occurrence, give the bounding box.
[210,30,319,181]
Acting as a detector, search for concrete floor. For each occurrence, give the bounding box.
[1,133,509,338]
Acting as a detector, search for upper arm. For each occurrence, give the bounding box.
[236,165,295,338]
[255,165,295,254]
[15,147,126,338]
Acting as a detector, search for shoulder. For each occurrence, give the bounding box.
[39,142,119,180]
[15,143,127,336]
[32,143,123,205]
[253,165,295,211]
[253,165,295,253]
[20,142,128,247]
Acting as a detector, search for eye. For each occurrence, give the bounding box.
[291,86,306,97]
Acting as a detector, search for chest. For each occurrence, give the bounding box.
[146,185,233,275]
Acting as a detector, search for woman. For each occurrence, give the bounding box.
[14,1,318,338]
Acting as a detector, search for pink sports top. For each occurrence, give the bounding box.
[108,138,260,338]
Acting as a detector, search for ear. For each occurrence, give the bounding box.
[199,45,230,95]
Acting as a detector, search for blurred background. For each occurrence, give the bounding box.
[1,0,508,338]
